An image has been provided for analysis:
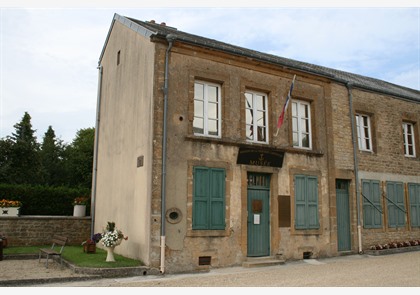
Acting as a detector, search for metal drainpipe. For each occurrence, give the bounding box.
[160,34,176,274]
[346,82,363,254]
[91,65,103,237]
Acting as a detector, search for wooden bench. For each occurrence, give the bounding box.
[38,235,68,268]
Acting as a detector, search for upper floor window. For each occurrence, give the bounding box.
[402,122,416,157]
[193,81,221,137]
[292,100,312,149]
[245,91,268,143]
[355,114,372,152]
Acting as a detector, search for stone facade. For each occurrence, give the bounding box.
[94,14,420,274]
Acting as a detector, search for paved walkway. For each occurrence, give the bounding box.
[1,251,419,287]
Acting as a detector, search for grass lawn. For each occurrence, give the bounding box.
[3,245,144,268]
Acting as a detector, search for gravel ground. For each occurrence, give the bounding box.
[2,251,419,288]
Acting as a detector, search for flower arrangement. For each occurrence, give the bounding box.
[73,197,89,206]
[81,233,102,246]
[101,221,128,248]
[0,199,22,208]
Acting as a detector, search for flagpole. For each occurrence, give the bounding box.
[275,74,296,136]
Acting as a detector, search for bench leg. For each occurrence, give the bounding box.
[45,254,49,268]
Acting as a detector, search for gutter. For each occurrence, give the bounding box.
[160,34,176,274]
[90,65,103,237]
[346,82,363,254]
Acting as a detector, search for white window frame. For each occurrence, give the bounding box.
[355,114,372,152]
[245,90,269,144]
[193,81,222,138]
[403,122,416,157]
[292,100,312,149]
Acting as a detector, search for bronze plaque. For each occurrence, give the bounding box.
[252,200,263,213]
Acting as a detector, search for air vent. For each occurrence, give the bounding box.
[199,256,211,266]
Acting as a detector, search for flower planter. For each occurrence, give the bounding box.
[83,242,96,254]
[73,205,86,217]
[0,207,20,217]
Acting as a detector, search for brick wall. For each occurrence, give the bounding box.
[0,216,91,246]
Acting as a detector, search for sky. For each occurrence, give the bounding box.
[1,1,419,144]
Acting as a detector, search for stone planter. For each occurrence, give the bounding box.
[0,207,20,217]
[73,205,86,217]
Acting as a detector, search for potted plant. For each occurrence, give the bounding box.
[72,197,89,217]
[81,233,102,253]
[0,199,22,217]
[100,221,128,262]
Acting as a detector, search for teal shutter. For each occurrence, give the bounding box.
[209,168,225,229]
[294,175,319,230]
[362,179,382,228]
[193,167,210,229]
[386,182,405,228]
[408,183,420,227]
[307,176,319,229]
[295,175,306,229]
[193,167,225,230]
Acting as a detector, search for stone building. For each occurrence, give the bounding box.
[92,13,420,273]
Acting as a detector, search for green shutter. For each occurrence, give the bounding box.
[209,168,226,230]
[307,176,319,229]
[386,182,405,228]
[294,175,319,230]
[362,179,382,228]
[193,167,210,229]
[193,167,225,230]
[408,183,420,227]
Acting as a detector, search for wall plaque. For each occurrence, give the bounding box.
[237,147,284,168]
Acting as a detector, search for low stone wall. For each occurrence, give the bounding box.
[0,216,91,246]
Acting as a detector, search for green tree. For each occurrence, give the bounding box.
[0,138,13,183]
[6,112,42,184]
[64,127,94,188]
[40,126,66,186]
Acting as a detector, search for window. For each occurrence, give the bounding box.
[408,183,420,227]
[193,81,221,137]
[403,122,416,157]
[245,91,268,143]
[292,100,312,149]
[355,114,372,151]
[361,179,382,228]
[192,167,226,230]
[386,182,406,228]
[294,175,319,229]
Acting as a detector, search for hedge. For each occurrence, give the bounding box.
[0,183,91,216]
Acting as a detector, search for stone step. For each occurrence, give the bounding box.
[242,256,285,268]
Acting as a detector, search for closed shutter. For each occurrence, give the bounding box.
[362,179,382,228]
[193,167,225,230]
[386,182,405,228]
[408,183,420,227]
[294,175,319,230]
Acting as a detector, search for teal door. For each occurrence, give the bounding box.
[336,180,351,251]
[247,173,270,257]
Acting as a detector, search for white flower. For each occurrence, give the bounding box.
[101,229,123,247]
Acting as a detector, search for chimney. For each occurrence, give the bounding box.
[160,22,166,26]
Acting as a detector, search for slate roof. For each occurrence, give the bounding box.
[123,15,420,103]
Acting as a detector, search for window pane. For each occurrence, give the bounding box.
[208,85,218,103]
[292,102,297,116]
[208,102,218,120]
[292,117,298,133]
[208,119,218,136]
[255,94,264,110]
[256,111,265,126]
[193,118,203,134]
[302,134,309,148]
[194,83,204,100]
[245,93,253,108]
[257,126,266,142]
[301,118,307,132]
[246,108,253,125]
[246,125,253,140]
[293,132,299,146]
[194,100,204,118]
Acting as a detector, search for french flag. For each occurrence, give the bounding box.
[276,75,296,135]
